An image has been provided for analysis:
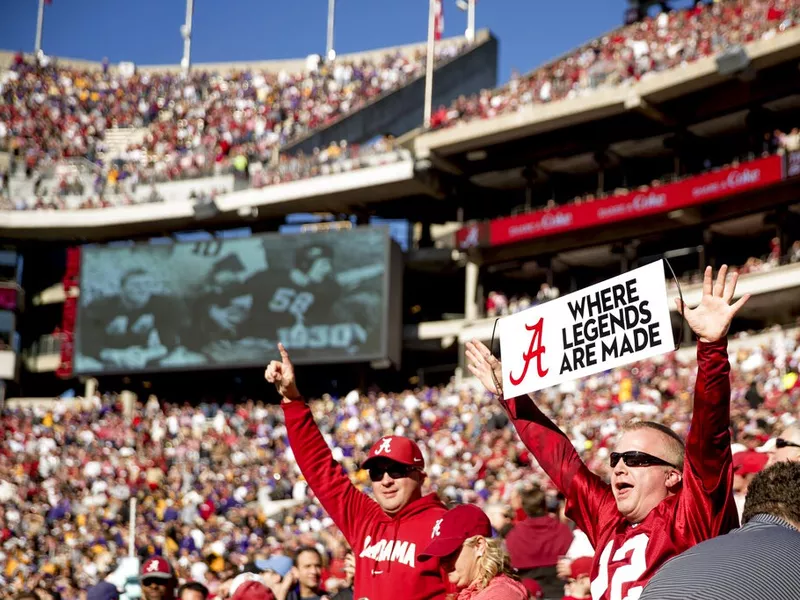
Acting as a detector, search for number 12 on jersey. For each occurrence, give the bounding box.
[590,533,649,600]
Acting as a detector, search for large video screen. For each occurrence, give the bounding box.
[73,227,398,375]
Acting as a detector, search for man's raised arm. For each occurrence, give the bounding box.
[266,344,378,541]
[466,340,616,545]
[675,266,749,520]
[686,339,733,494]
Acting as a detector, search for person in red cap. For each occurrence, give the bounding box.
[417,504,528,600]
[265,344,449,600]
[228,573,277,600]
[562,557,592,600]
[140,556,177,600]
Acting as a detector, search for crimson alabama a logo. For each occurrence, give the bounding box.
[375,437,392,455]
[145,560,160,573]
[509,317,549,386]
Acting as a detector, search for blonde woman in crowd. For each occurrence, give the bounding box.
[418,504,529,600]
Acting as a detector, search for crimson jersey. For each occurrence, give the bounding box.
[502,340,738,600]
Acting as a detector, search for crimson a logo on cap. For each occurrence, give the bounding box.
[145,560,161,573]
[375,437,393,455]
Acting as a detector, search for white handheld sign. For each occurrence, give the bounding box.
[499,260,675,397]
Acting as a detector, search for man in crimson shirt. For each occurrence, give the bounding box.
[265,344,450,600]
[467,265,747,600]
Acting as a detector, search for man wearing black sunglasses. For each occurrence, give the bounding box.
[467,265,748,600]
[265,344,450,600]
[139,557,177,600]
[768,426,800,465]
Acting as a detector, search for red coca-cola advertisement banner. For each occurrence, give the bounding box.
[464,155,784,248]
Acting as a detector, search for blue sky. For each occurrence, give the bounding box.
[0,0,696,86]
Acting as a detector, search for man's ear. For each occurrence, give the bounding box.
[666,469,682,491]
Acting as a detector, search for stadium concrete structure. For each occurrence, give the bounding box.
[2,10,800,400]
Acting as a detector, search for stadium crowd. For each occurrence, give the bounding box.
[0,135,407,212]
[6,120,794,212]
[429,0,800,129]
[2,0,800,597]
[0,40,465,190]
[2,319,798,599]
[2,0,799,213]
[248,137,409,189]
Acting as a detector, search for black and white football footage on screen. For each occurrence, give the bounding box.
[74,233,386,373]
[77,267,188,370]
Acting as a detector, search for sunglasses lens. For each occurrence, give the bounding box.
[625,454,649,467]
[610,451,666,468]
[369,466,412,481]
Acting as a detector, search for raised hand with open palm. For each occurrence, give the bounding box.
[465,339,504,396]
[675,265,750,343]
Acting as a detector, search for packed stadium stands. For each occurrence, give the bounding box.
[430,0,800,129]
[0,38,466,172]
[0,136,407,212]
[2,324,798,597]
[0,35,474,217]
[3,0,800,598]
[1,1,797,219]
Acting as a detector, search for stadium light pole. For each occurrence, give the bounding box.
[423,0,436,128]
[326,0,336,61]
[181,0,195,75]
[34,0,45,56]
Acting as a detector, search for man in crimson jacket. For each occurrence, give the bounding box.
[265,344,450,600]
[467,266,747,600]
